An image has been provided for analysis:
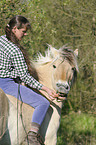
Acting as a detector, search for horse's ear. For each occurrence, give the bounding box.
[47,44,59,57]
[74,49,78,56]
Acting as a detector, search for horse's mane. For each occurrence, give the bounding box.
[59,45,79,72]
[33,45,79,72]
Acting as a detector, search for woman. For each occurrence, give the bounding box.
[0,15,58,145]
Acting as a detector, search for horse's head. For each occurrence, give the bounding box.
[48,45,79,100]
[33,44,78,101]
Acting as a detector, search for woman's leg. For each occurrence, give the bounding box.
[0,78,49,144]
[0,78,50,126]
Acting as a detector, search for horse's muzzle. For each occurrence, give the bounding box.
[56,82,70,94]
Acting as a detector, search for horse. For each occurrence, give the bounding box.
[0,45,78,145]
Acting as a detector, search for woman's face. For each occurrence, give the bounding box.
[12,26,27,41]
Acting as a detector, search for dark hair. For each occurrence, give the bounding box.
[5,15,39,80]
[5,15,31,43]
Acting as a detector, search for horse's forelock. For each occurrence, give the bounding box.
[59,48,79,72]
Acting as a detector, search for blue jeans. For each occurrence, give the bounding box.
[0,78,50,125]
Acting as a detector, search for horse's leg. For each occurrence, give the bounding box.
[0,88,9,141]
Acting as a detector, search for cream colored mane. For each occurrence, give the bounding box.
[33,44,79,72]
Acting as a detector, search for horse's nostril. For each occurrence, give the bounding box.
[66,86,68,89]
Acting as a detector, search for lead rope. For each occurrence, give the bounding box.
[17,84,20,145]
[17,83,29,145]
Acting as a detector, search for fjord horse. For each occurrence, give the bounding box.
[0,45,78,145]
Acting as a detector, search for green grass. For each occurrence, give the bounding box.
[57,112,96,145]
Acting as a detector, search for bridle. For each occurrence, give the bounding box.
[50,56,76,102]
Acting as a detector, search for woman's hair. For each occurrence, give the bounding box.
[5,15,31,43]
[5,15,39,80]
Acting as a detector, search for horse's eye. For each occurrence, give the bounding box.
[53,65,56,68]
[72,67,75,71]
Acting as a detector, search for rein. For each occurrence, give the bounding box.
[17,84,20,145]
[17,83,29,145]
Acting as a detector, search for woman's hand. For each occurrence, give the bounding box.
[41,85,59,101]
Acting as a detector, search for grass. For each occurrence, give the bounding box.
[57,112,96,145]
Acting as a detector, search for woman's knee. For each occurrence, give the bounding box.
[46,100,50,108]
[45,100,50,110]
[41,98,50,108]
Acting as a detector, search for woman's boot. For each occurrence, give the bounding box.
[26,122,44,145]
[27,131,44,145]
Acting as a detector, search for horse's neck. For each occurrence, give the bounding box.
[36,63,53,89]
[35,63,63,108]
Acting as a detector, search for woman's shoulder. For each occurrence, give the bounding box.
[0,35,22,58]
[0,35,8,41]
[0,35,19,51]
[0,35,6,42]
[0,35,15,46]
[0,35,12,46]
[0,35,9,50]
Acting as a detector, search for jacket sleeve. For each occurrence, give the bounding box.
[11,47,43,90]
